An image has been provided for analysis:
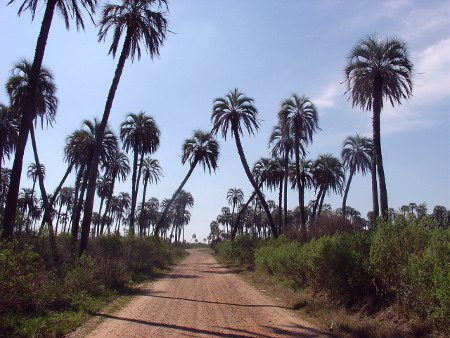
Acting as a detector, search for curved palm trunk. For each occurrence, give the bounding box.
[312,186,324,220]
[231,181,264,240]
[342,167,355,218]
[373,76,388,219]
[79,30,133,255]
[232,124,278,238]
[96,197,105,236]
[154,161,198,236]
[1,0,57,240]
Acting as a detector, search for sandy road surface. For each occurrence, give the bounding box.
[79,249,330,337]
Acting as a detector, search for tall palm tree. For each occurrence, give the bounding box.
[0,104,19,177]
[55,186,73,234]
[155,130,219,236]
[3,0,97,242]
[311,154,345,219]
[344,35,414,218]
[139,157,162,236]
[217,207,232,235]
[279,94,319,238]
[27,162,45,198]
[115,192,130,234]
[80,0,168,254]
[341,134,372,218]
[211,88,278,238]
[173,190,194,244]
[100,148,130,233]
[120,112,160,235]
[2,60,57,240]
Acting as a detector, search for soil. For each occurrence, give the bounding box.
[69,249,331,337]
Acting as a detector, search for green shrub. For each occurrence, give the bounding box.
[216,234,261,267]
[370,216,450,328]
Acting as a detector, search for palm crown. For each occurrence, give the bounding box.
[181,130,219,173]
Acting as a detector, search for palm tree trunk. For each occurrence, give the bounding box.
[232,123,278,238]
[97,197,104,236]
[1,0,57,240]
[55,202,63,235]
[312,187,323,220]
[342,168,355,218]
[79,30,133,255]
[293,126,306,240]
[154,161,198,236]
[72,163,90,241]
[283,148,289,230]
[317,187,327,217]
[129,145,139,236]
[371,149,379,219]
[373,76,388,218]
[278,178,283,235]
[139,176,149,237]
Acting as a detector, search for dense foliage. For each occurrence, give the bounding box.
[216,216,449,333]
[0,235,184,337]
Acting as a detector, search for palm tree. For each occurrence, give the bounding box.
[155,130,219,236]
[173,190,194,244]
[344,35,414,218]
[269,123,294,231]
[227,187,244,231]
[0,104,19,177]
[211,88,278,238]
[80,0,168,254]
[55,186,73,234]
[115,192,130,234]
[217,207,231,235]
[96,175,112,235]
[27,162,45,198]
[341,134,372,218]
[279,94,319,238]
[2,60,57,241]
[311,154,345,219]
[3,0,97,242]
[100,148,130,233]
[139,157,162,236]
[120,112,160,235]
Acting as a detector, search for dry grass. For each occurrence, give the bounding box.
[240,269,443,338]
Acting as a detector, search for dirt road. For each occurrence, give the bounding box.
[81,249,330,337]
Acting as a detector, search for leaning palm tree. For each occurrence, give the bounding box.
[279,94,319,238]
[138,157,162,236]
[4,0,97,242]
[80,0,168,254]
[341,134,372,218]
[120,111,160,235]
[211,88,278,238]
[344,34,414,218]
[154,130,219,236]
[0,104,19,176]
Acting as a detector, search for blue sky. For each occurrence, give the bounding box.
[1,0,449,241]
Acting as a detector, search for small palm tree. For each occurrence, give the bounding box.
[227,187,244,230]
[96,175,112,235]
[341,134,372,218]
[211,88,278,238]
[155,130,219,236]
[344,34,414,218]
[139,157,162,236]
[311,154,345,219]
[80,0,168,254]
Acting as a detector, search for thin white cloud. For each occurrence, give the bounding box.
[313,83,341,110]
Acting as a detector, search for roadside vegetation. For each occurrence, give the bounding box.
[215,215,449,337]
[0,234,185,337]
